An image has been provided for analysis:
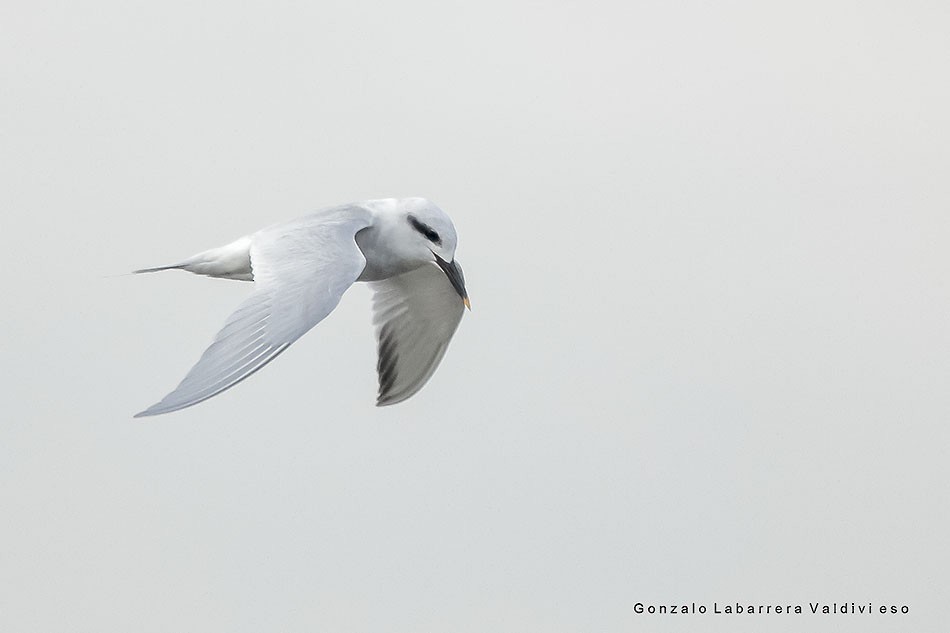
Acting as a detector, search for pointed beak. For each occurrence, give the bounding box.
[433,253,470,310]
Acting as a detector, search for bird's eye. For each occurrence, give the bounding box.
[408,215,442,245]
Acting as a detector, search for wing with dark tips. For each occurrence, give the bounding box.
[370,262,466,406]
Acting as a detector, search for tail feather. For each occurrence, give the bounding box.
[133,236,253,281]
[133,264,186,274]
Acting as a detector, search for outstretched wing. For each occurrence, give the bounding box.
[136,206,373,417]
[371,262,466,406]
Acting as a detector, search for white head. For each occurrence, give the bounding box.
[362,198,470,307]
[388,197,458,260]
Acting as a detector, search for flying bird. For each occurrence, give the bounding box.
[134,197,469,417]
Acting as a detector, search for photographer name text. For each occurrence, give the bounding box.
[633,602,909,616]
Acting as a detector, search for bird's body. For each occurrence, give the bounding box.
[134,197,469,417]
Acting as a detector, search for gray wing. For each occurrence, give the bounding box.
[136,206,373,417]
[371,263,466,406]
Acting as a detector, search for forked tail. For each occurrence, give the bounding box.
[132,236,253,281]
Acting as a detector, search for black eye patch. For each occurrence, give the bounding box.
[408,214,442,245]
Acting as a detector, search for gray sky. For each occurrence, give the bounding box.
[2,1,948,631]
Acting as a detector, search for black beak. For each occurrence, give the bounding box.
[433,253,470,309]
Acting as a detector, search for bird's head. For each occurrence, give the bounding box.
[398,198,470,309]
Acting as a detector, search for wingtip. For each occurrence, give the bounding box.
[134,400,173,417]
[375,390,412,407]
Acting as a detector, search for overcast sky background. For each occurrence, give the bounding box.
[2,1,948,631]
